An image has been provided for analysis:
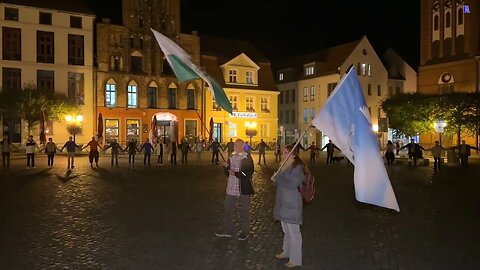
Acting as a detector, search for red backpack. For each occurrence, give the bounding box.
[298,168,315,203]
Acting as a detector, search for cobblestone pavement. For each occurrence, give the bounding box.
[0,152,479,269]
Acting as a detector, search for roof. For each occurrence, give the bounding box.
[274,39,361,81]
[0,0,95,15]
[200,36,277,92]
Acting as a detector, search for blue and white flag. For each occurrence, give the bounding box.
[312,67,399,211]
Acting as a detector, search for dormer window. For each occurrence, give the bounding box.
[305,66,314,76]
[246,71,254,84]
[279,72,284,81]
[229,70,237,83]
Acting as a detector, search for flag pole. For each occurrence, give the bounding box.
[194,110,227,162]
[275,124,312,174]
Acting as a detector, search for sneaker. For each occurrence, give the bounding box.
[237,233,249,241]
[285,262,301,268]
[214,232,232,238]
[275,253,288,259]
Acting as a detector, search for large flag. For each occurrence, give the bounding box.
[312,67,399,212]
[150,28,232,114]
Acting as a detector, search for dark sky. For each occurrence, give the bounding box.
[87,0,420,68]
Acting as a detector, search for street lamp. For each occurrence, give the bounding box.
[65,114,83,142]
[245,121,257,145]
[434,120,447,145]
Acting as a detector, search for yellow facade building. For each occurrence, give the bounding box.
[201,36,279,144]
[0,0,95,145]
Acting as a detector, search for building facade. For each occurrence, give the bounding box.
[383,48,418,97]
[418,0,479,146]
[276,36,389,148]
[96,0,203,146]
[0,0,95,144]
[201,36,279,145]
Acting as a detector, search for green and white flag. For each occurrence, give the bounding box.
[151,28,232,114]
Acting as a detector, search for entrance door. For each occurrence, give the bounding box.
[213,123,222,143]
[157,120,172,143]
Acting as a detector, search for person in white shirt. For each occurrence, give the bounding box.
[25,135,38,168]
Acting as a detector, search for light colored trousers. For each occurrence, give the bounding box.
[281,221,302,266]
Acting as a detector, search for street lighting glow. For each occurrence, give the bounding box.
[76,115,84,122]
[65,115,73,122]
[372,124,379,132]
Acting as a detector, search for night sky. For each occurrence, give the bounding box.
[86,0,420,68]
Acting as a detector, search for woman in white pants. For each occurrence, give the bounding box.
[271,145,305,268]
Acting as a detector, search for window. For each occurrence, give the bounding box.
[310,86,316,101]
[285,89,290,103]
[212,99,221,111]
[367,64,371,76]
[446,12,451,28]
[458,9,464,25]
[37,70,54,96]
[111,55,123,71]
[126,119,140,142]
[246,96,255,112]
[105,119,119,144]
[367,84,372,96]
[131,56,143,73]
[303,87,308,102]
[2,67,21,91]
[291,89,296,102]
[68,73,84,105]
[4,7,18,21]
[279,72,284,81]
[327,83,337,96]
[260,123,268,138]
[377,85,381,96]
[187,87,195,109]
[291,110,295,123]
[229,70,237,83]
[2,27,21,60]
[228,123,237,138]
[148,86,157,108]
[310,108,315,121]
[105,80,116,107]
[39,12,52,25]
[303,109,308,123]
[285,110,290,124]
[246,71,254,84]
[305,66,314,76]
[127,82,138,108]
[229,96,238,111]
[185,120,197,142]
[70,16,82,28]
[37,31,54,63]
[261,97,269,113]
[434,15,439,30]
[68,34,84,65]
[168,85,177,108]
[279,91,283,104]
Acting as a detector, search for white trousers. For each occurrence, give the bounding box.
[281,221,302,266]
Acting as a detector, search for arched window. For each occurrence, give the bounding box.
[148,81,158,108]
[110,54,123,71]
[131,51,143,73]
[105,79,116,107]
[434,15,439,30]
[168,82,177,109]
[457,8,463,25]
[127,81,138,108]
[446,12,451,28]
[187,84,195,109]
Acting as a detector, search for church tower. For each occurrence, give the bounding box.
[122,0,180,36]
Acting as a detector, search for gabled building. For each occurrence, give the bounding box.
[96,0,202,145]
[275,36,389,148]
[201,36,279,144]
[0,0,95,144]
[383,48,417,97]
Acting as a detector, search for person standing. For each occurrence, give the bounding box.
[274,141,282,164]
[254,139,270,166]
[395,141,401,156]
[304,142,320,165]
[139,139,154,166]
[60,136,80,170]
[194,139,204,164]
[25,135,38,169]
[451,140,478,167]
[215,139,254,240]
[44,137,60,168]
[426,141,447,171]
[385,140,396,166]
[321,140,340,164]
[82,136,103,168]
[125,138,138,166]
[155,139,164,165]
[208,138,221,165]
[224,138,235,157]
[1,135,15,170]
[400,138,425,167]
[271,145,305,268]
[170,138,177,165]
[179,138,192,164]
[104,139,123,167]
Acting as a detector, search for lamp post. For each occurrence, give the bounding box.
[245,121,257,145]
[65,114,83,142]
[434,120,447,145]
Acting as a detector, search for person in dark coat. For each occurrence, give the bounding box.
[139,139,155,166]
[253,139,271,165]
[104,139,123,167]
[170,139,178,165]
[208,138,221,165]
[124,138,138,166]
[223,138,235,157]
[304,142,320,165]
[450,140,479,167]
[400,138,425,167]
[179,138,192,164]
[1,135,16,170]
[321,140,340,164]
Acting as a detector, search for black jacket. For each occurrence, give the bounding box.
[224,154,255,195]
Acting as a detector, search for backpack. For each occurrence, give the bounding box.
[298,169,315,203]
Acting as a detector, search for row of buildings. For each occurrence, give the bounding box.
[1,0,478,149]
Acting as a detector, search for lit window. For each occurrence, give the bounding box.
[310,86,315,101]
[246,96,255,112]
[310,108,315,120]
[105,119,119,144]
[229,96,238,111]
[303,109,308,123]
[260,123,268,138]
[105,80,116,107]
[246,71,254,84]
[279,72,284,81]
[127,82,138,108]
[305,66,314,76]
[126,119,140,142]
[229,70,237,83]
[303,87,308,102]
[228,123,238,138]
[261,97,269,113]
